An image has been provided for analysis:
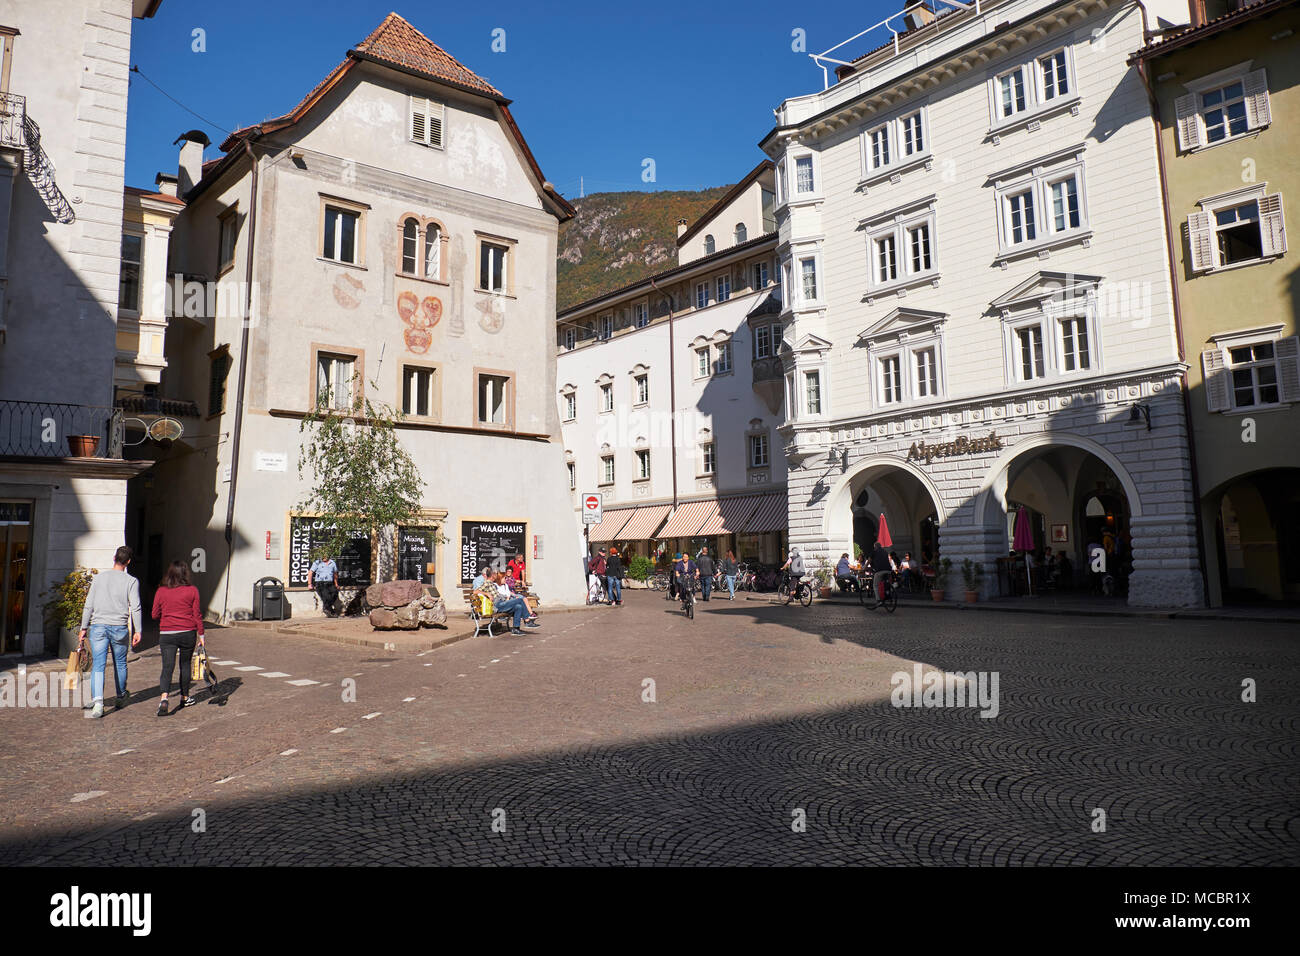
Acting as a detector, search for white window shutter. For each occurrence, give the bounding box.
[1174,93,1202,151]
[1187,211,1215,272]
[1259,193,1286,256]
[1201,348,1231,412]
[1243,69,1271,129]
[427,100,444,148]
[410,96,427,145]
[1276,336,1300,404]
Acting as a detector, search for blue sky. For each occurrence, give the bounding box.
[125,0,903,196]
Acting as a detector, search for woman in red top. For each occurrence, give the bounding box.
[151,559,205,716]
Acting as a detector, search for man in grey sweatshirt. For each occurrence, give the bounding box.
[77,546,142,717]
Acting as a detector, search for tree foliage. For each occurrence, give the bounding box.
[296,379,429,564]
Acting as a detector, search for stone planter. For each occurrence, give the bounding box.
[930,589,945,602]
[964,590,978,604]
[67,435,99,457]
[818,586,832,599]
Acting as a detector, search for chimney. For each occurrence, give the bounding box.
[903,2,937,32]
[173,129,211,197]
[154,172,179,198]
[676,218,688,238]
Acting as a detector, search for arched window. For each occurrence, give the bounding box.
[735,223,747,244]
[401,218,419,275]
[424,222,441,280]
[704,234,715,255]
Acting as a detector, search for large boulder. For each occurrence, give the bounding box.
[418,600,447,627]
[393,603,420,629]
[382,580,424,607]
[369,608,399,630]
[364,583,388,608]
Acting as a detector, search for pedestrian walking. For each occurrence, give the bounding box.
[151,559,204,716]
[309,550,340,617]
[721,550,739,600]
[697,547,715,602]
[76,545,141,718]
[605,547,625,606]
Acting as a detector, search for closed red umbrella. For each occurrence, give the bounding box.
[877,513,892,549]
[1013,506,1034,594]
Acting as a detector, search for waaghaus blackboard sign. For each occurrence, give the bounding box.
[460,520,526,585]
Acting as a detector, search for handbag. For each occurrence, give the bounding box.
[191,646,207,683]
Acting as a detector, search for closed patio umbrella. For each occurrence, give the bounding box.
[877,513,893,549]
[1013,505,1034,594]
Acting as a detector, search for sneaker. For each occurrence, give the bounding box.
[115,691,128,710]
[181,697,196,708]
[510,627,524,635]
[90,701,104,719]
[156,701,168,717]
[525,621,541,629]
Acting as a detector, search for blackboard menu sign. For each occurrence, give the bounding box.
[397,526,438,586]
[460,520,526,585]
[288,515,372,588]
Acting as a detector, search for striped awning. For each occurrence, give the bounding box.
[587,508,634,543]
[740,492,788,534]
[659,499,721,538]
[614,504,671,541]
[697,494,763,535]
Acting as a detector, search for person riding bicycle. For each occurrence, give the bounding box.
[675,552,698,608]
[780,548,808,590]
[869,541,894,603]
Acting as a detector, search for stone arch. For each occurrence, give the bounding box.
[820,455,948,553]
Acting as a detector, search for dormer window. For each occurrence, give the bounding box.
[409,96,444,148]
[704,234,716,255]
[735,223,747,244]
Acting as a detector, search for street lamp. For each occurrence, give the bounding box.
[1125,403,1152,431]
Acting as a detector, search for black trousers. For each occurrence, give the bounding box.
[159,630,198,698]
[315,580,338,615]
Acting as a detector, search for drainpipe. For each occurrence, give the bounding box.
[220,139,260,621]
[1133,3,1212,608]
[648,277,678,512]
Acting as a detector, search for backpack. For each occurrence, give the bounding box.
[790,554,805,575]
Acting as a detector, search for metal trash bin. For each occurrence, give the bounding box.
[253,576,286,621]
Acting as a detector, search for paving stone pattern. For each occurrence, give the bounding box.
[0,593,1295,866]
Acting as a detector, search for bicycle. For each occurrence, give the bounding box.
[649,570,671,591]
[678,575,696,619]
[776,572,814,607]
[860,570,898,613]
[586,575,607,606]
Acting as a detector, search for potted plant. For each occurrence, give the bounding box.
[67,435,100,457]
[961,559,984,603]
[44,567,97,657]
[931,557,952,602]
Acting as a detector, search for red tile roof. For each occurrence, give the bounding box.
[1132,0,1295,60]
[353,12,502,98]
[125,185,185,206]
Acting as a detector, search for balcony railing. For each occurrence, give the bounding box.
[0,92,24,151]
[0,400,124,459]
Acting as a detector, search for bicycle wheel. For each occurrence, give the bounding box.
[777,582,791,604]
[798,583,813,607]
[686,597,694,619]
[858,580,869,606]
[884,583,898,613]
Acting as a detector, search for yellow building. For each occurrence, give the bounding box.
[1136,0,1300,606]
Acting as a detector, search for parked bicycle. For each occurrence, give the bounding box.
[649,570,671,591]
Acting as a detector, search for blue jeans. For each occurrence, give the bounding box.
[724,574,736,598]
[700,575,712,600]
[496,597,530,629]
[605,576,622,603]
[88,624,129,702]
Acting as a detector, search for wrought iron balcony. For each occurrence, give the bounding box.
[0,92,24,152]
[0,400,124,459]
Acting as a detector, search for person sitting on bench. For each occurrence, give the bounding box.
[835,553,857,593]
[493,571,538,634]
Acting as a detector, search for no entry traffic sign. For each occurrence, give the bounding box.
[582,492,603,524]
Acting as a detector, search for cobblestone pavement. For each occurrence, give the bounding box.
[1,591,1296,866]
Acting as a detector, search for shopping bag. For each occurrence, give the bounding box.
[64,650,79,691]
[191,647,206,683]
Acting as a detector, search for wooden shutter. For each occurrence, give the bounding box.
[1258,193,1286,257]
[409,96,427,144]
[1174,93,1202,151]
[1187,211,1215,272]
[1276,336,1300,404]
[1201,348,1230,412]
[1243,69,1271,130]
[427,100,444,148]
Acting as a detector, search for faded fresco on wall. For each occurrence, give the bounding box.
[397,288,442,354]
[332,272,363,309]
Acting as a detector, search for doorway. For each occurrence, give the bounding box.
[1,500,32,655]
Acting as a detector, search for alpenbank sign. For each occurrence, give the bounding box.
[907,431,1004,466]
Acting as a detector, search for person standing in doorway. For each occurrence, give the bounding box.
[721,550,739,601]
[309,551,340,617]
[77,546,141,718]
[697,547,715,602]
[605,547,625,607]
[151,559,204,716]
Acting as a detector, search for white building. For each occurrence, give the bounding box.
[761,0,1204,605]
[557,163,790,566]
[135,13,585,618]
[0,0,162,656]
